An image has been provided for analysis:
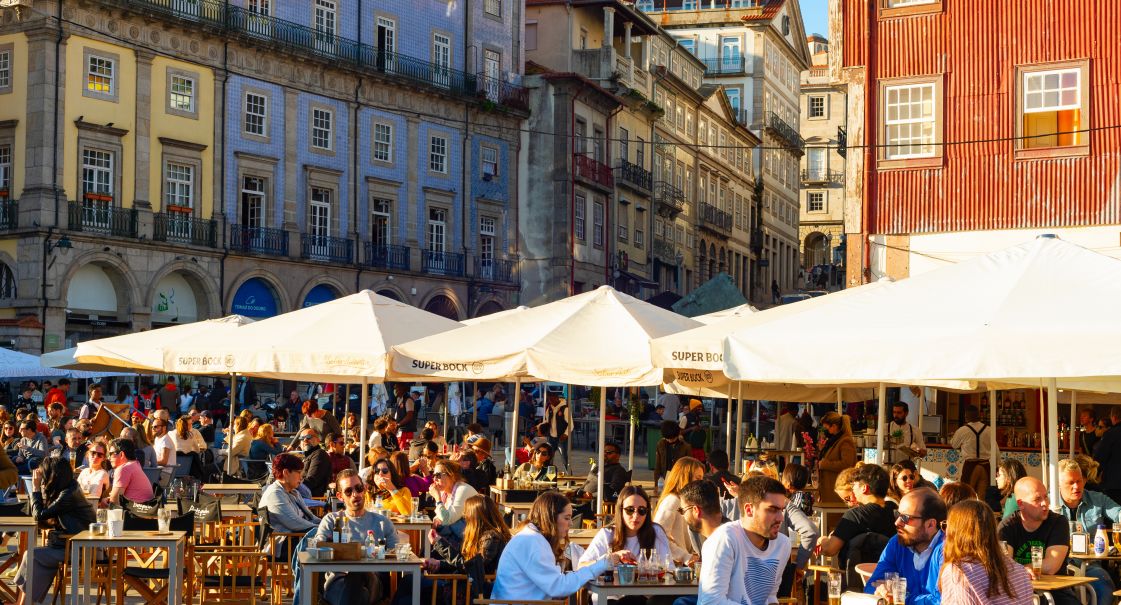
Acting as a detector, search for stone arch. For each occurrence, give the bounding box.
[420,288,463,320]
[366,280,408,303]
[803,231,829,270]
[295,276,350,309]
[0,250,16,301]
[59,251,142,318]
[225,269,291,316]
[472,298,505,319]
[145,260,221,322]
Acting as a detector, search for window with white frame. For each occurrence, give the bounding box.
[808,191,825,212]
[575,193,586,241]
[485,0,501,17]
[0,145,10,195]
[314,0,337,50]
[430,135,448,173]
[241,176,266,227]
[592,200,604,248]
[432,34,451,87]
[245,92,267,136]
[883,82,936,159]
[164,162,193,210]
[373,122,393,163]
[371,197,392,247]
[169,74,195,113]
[808,95,825,118]
[618,204,628,242]
[309,188,331,237]
[479,216,496,262]
[483,49,501,100]
[311,107,333,150]
[634,208,645,247]
[86,54,114,95]
[82,149,113,200]
[248,0,270,14]
[0,48,10,91]
[428,207,447,253]
[481,145,498,178]
[1021,66,1085,149]
[619,127,630,162]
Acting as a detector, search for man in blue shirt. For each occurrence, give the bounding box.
[1058,458,1119,605]
[865,487,946,605]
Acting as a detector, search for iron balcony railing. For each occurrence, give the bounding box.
[616,159,653,192]
[0,198,15,231]
[120,0,528,111]
[154,212,217,247]
[474,257,516,284]
[573,154,615,190]
[422,250,466,277]
[363,243,410,271]
[766,111,806,154]
[230,224,288,256]
[653,235,678,264]
[699,203,733,235]
[701,56,747,75]
[301,233,354,264]
[801,169,844,184]
[652,181,686,217]
[69,200,138,238]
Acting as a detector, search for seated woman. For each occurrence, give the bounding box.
[579,485,673,603]
[259,453,320,554]
[247,424,283,478]
[169,416,206,455]
[939,499,1033,604]
[16,457,96,605]
[76,443,110,499]
[391,451,430,505]
[424,495,511,598]
[366,456,413,516]
[491,492,627,601]
[887,460,920,505]
[514,442,555,482]
[429,460,479,542]
[652,456,704,557]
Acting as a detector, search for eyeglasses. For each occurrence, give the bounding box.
[677,505,696,516]
[894,511,927,526]
[91,452,105,458]
[108,450,121,456]
[535,450,550,456]
[622,506,649,516]
[341,486,366,497]
[432,472,449,479]
[375,468,392,475]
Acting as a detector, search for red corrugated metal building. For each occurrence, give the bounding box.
[836,0,1121,283]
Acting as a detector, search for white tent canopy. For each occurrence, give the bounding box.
[41,348,139,375]
[0,348,125,379]
[63,315,255,373]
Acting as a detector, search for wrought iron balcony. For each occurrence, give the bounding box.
[230,224,288,257]
[698,203,733,236]
[653,235,678,265]
[69,200,137,238]
[475,257,517,284]
[573,154,615,191]
[363,243,410,271]
[154,212,217,247]
[766,111,806,154]
[616,159,653,192]
[118,0,528,111]
[422,250,466,277]
[0,198,15,231]
[800,169,844,184]
[701,56,747,76]
[652,181,686,217]
[301,233,354,264]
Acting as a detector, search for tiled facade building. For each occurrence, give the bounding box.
[0,0,527,352]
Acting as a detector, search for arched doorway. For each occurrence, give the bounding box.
[804,232,829,271]
[65,262,134,346]
[230,277,282,318]
[424,295,460,320]
[376,289,401,302]
[302,284,340,308]
[151,271,202,326]
[474,300,504,319]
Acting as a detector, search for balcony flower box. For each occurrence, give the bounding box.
[83,193,113,202]
[166,205,193,215]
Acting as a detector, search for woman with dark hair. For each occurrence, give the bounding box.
[366,456,413,516]
[492,492,628,601]
[939,499,1032,604]
[429,459,479,537]
[392,450,430,499]
[887,460,920,504]
[514,442,555,481]
[996,458,1028,518]
[16,456,95,605]
[424,495,511,597]
[298,399,342,444]
[258,453,320,536]
[939,481,978,508]
[579,486,672,602]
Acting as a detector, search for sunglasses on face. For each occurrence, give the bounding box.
[677,505,695,516]
[894,511,926,526]
[108,450,121,456]
[535,450,550,456]
[375,467,392,475]
[91,451,105,458]
[623,506,649,516]
[341,486,366,497]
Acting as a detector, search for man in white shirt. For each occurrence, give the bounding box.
[949,406,997,495]
[151,418,177,468]
[698,476,792,605]
[657,392,680,426]
[886,401,926,464]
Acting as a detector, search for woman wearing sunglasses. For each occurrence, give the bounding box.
[429,460,479,541]
[366,456,413,516]
[514,442,555,482]
[424,495,511,599]
[76,444,110,499]
[578,486,673,603]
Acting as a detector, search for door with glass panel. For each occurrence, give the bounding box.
[376,17,395,72]
[246,0,272,37]
[427,207,447,273]
[241,176,265,248]
[432,34,451,88]
[81,149,113,232]
[308,188,331,259]
[483,50,500,101]
[479,216,496,279]
[371,197,392,266]
[313,0,337,55]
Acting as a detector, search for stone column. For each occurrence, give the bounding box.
[283,88,299,259]
[603,7,615,48]
[20,29,68,229]
[135,50,154,211]
[623,22,633,59]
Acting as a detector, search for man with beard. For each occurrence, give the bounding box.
[886,401,927,464]
[697,476,791,605]
[864,487,946,604]
[1000,477,1077,605]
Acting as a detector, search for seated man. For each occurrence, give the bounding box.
[573,440,628,502]
[14,419,49,474]
[315,469,398,605]
[1057,458,1118,605]
[1000,476,1077,605]
[816,464,897,569]
[864,487,946,604]
[107,439,154,506]
[259,453,319,555]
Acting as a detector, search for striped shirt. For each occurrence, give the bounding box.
[698,522,791,605]
[939,559,1034,605]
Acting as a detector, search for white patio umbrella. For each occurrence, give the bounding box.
[0,348,127,379]
[163,290,464,471]
[722,235,1121,507]
[62,315,255,372]
[391,285,702,511]
[42,347,145,375]
[691,303,756,325]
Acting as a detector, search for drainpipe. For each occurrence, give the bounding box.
[353,78,361,292]
[860,0,876,284]
[52,0,62,228]
[464,0,473,315]
[219,35,230,305]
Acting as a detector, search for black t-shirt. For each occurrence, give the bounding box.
[998,511,1070,574]
[833,501,898,562]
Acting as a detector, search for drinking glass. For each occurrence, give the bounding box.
[1031,546,1044,575]
[96,508,108,525]
[412,497,421,520]
[892,577,907,605]
[1113,523,1121,551]
[546,465,557,482]
[157,508,171,534]
[827,572,842,605]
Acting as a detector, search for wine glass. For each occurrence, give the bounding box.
[546,465,557,482]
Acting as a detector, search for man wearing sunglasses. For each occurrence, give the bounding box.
[298,429,332,497]
[863,487,946,604]
[315,469,398,605]
[574,441,627,502]
[106,439,154,506]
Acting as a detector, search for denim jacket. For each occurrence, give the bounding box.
[1060,489,1121,537]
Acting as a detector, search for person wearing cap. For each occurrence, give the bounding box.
[472,437,498,490]
[299,429,332,497]
[195,411,216,445]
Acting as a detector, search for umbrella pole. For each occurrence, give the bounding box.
[837,388,843,414]
[1047,378,1060,509]
[734,384,744,474]
[989,388,998,486]
[443,384,451,447]
[875,383,886,465]
[226,372,237,476]
[1069,391,1077,458]
[509,378,521,468]
[628,387,635,471]
[473,382,478,425]
[725,384,733,454]
[597,387,607,514]
[754,399,760,441]
[359,379,369,472]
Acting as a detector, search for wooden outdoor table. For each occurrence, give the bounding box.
[806,563,842,605]
[587,579,699,598]
[1032,574,1096,605]
[816,505,852,536]
[0,517,36,603]
[389,518,433,557]
[201,483,260,503]
[69,529,187,605]
[298,551,422,605]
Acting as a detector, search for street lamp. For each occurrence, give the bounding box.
[44,234,73,254]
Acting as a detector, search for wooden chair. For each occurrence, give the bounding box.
[474,598,566,605]
[424,572,470,605]
[257,508,309,605]
[51,535,112,605]
[191,546,259,605]
[594,501,616,528]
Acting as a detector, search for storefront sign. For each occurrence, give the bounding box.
[230,278,278,318]
[302,284,338,308]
